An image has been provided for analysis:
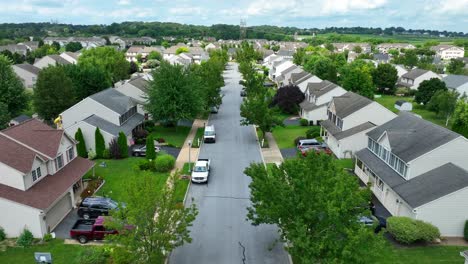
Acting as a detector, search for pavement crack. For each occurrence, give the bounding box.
[203,195,250,200]
[239,241,246,264]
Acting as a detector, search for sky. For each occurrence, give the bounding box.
[0,0,467,32]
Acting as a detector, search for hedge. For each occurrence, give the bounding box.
[387,216,440,244]
[155,155,175,172]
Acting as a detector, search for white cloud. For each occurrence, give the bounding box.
[169,7,205,16]
[437,0,468,14]
[117,0,131,5]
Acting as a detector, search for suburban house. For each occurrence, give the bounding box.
[320,92,396,159]
[125,46,164,62]
[115,75,150,115]
[12,63,40,89]
[0,119,94,237]
[290,71,322,93]
[354,112,468,237]
[204,43,220,51]
[0,44,30,56]
[34,55,72,69]
[163,46,208,64]
[393,64,408,78]
[61,88,145,152]
[269,60,294,81]
[276,49,295,60]
[60,52,80,64]
[373,53,390,64]
[299,81,347,125]
[275,65,302,87]
[377,43,416,53]
[430,45,465,60]
[166,54,192,66]
[398,69,440,90]
[394,100,413,111]
[330,43,371,53]
[443,75,468,97]
[44,37,106,49]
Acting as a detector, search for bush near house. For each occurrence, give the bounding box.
[0,226,5,241]
[16,228,34,248]
[95,127,105,158]
[154,155,176,172]
[299,118,309,126]
[464,220,468,241]
[306,127,320,139]
[118,131,128,158]
[387,216,440,244]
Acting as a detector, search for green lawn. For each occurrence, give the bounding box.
[378,244,468,264]
[257,129,269,148]
[86,157,169,202]
[0,239,94,264]
[272,125,319,149]
[374,95,451,128]
[335,159,354,170]
[192,128,204,148]
[173,163,193,204]
[150,125,191,148]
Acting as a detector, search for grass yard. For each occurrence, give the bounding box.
[0,239,94,264]
[272,125,319,149]
[85,157,169,202]
[192,128,204,148]
[378,244,468,264]
[150,125,191,148]
[173,163,193,204]
[335,159,354,170]
[374,95,451,128]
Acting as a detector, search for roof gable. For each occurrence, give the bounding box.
[331,92,373,118]
[89,88,134,115]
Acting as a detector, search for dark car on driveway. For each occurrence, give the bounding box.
[132,145,160,157]
[77,197,121,220]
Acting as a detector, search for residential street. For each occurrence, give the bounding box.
[170,63,289,264]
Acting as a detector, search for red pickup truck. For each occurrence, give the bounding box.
[69,216,118,244]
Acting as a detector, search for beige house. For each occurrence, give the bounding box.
[398,69,440,90]
[431,45,465,60]
[355,112,468,237]
[34,55,72,69]
[0,119,94,237]
[12,64,40,89]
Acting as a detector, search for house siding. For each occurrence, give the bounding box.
[0,162,25,190]
[12,66,37,89]
[0,198,43,237]
[297,76,322,93]
[342,102,396,130]
[24,157,48,190]
[61,98,120,129]
[65,121,115,152]
[301,105,327,125]
[410,72,441,90]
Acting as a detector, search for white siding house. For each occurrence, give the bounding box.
[12,64,40,89]
[354,112,468,237]
[431,45,465,60]
[290,71,322,93]
[398,69,440,90]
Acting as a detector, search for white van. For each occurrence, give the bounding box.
[203,125,216,143]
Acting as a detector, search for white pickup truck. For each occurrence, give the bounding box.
[191,159,211,183]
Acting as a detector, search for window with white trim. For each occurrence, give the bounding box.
[32,170,37,182]
[67,147,75,161]
[55,154,64,170]
[367,138,408,179]
[31,167,41,182]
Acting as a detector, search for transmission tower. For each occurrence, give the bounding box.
[240,19,247,40]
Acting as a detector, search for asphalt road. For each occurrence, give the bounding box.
[170,63,289,264]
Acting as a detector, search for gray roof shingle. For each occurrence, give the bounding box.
[442,75,468,89]
[401,68,429,80]
[290,71,311,85]
[83,113,144,136]
[89,88,134,115]
[332,92,373,118]
[366,112,460,162]
[14,63,40,75]
[299,101,327,111]
[356,148,406,188]
[321,120,375,140]
[307,81,340,98]
[128,76,149,92]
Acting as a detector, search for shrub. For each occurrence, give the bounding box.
[294,136,306,146]
[16,228,34,247]
[87,150,97,160]
[133,129,149,140]
[146,135,156,160]
[43,233,53,242]
[0,226,5,241]
[464,220,468,241]
[299,118,309,126]
[155,155,176,172]
[95,127,105,158]
[102,149,111,159]
[75,128,88,158]
[138,160,156,171]
[306,128,320,139]
[396,87,411,96]
[76,248,109,264]
[143,120,155,128]
[118,132,128,158]
[108,139,121,159]
[155,137,165,143]
[387,216,440,244]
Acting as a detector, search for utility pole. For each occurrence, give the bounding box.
[240,19,247,40]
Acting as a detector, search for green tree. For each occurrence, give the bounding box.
[271,45,280,52]
[176,47,189,55]
[341,61,376,99]
[79,47,130,83]
[372,63,398,94]
[314,57,338,83]
[452,99,468,137]
[33,66,75,121]
[95,127,105,159]
[148,51,162,61]
[146,62,203,126]
[51,41,61,51]
[65,41,83,52]
[63,64,112,102]
[146,135,156,160]
[325,43,335,52]
[74,128,88,158]
[129,61,139,74]
[293,48,305,65]
[415,78,447,105]
[118,131,128,158]
[0,102,10,129]
[0,55,28,121]
[135,54,143,63]
[403,50,418,68]
[446,59,466,75]
[107,172,197,263]
[427,90,459,126]
[352,45,362,54]
[192,55,225,109]
[245,153,386,263]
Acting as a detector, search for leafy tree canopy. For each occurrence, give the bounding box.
[79,46,130,83]
[415,78,447,105]
[0,55,28,121]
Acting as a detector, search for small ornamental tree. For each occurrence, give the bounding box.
[271,85,305,114]
[118,132,128,158]
[464,220,468,241]
[146,135,156,160]
[75,128,88,158]
[415,78,447,105]
[95,127,106,159]
[109,138,121,159]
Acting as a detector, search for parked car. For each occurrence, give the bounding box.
[297,139,326,151]
[240,89,247,97]
[132,145,160,157]
[70,216,119,244]
[191,159,211,183]
[203,125,216,143]
[77,197,122,219]
[210,106,219,113]
[359,215,387,233]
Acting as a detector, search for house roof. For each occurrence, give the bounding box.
[332,92,373,118]
[11,114,31,123]
[356,148,406,188]
[401,68,429,80]
[277,49,295,57]
[393,163,468,208]
[290,71,311,85]
[373,53,389,61]
[0,134,43,174]
[62,51,79,60]
[2,119,64,158]
[321,120,375,140]
[279,65,298,76]
[128,76,149,92]
[89,88,133,115]
[83,113,144,136]
[306,81,340,98]
[299,101,327,112]
[0,157,94,210]
[442,75,468,89]
[14,63,40,75]
[367,112,460,162]
[48,55,72,65]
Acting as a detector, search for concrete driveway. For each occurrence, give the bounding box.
[52,208,79,239]
[170,63,289,264]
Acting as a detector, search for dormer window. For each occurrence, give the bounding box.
[31,167,42,182]
[368,138,408,179]
[55,154,64,171]
[67,147,75,161]
[119,106,137,125]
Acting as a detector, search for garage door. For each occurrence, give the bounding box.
[46,193,72,232]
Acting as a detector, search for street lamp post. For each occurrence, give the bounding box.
[188,140,192,172]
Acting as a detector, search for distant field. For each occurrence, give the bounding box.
[296,33,466,44]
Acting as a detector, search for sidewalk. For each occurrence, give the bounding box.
[261,132,284,165]
[172,119,207,174]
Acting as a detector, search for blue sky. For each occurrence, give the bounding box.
[1,0,467,32]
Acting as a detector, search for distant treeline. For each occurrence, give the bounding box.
[0,22,466,42]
